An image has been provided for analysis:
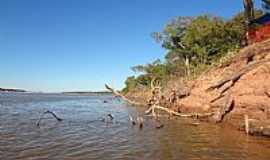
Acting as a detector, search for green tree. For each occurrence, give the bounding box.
[132,59,169,82]
[152,17,194,76]
[225,9,263,46]
[122,11,263,93]
[182,15,237,64]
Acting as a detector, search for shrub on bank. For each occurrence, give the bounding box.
[122,11,262,94]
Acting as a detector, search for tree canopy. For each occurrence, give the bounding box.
[122,11,263,93]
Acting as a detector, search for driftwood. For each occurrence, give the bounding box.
[105,84,144,106]
[145,105,214,118]
[100,114,115,123]
[129,115,136,125]
[106,81,213,121]
[147,78,162,107]
[107,113,114,120]
[36,110,63,127]
[137,117,144,129]
[207,59,270,91]
[241,117,270,136]
[128,115,144,129]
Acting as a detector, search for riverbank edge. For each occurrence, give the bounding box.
[121,40,270,137]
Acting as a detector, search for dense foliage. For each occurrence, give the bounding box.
[122,11,263,94]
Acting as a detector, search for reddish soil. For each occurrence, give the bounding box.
[126,40,270,136]
[176,40,270,134]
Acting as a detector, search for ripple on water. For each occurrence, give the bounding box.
[1,93,270,160]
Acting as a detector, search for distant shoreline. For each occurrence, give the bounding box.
[0,88,26,93]
[0,88,112,95]
[62,91,112,96]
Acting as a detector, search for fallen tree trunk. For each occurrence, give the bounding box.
[106,84,214,120]
[105,84,144,106]
[145,105,214,118]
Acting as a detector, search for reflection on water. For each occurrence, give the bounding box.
[0,93,269,160]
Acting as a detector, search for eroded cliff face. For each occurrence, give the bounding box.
[125,40,270,136]
[176,40,270,133]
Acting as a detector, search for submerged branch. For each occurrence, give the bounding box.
[106,82,214,125]
[36,110,63,127]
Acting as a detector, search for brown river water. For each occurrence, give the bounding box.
[0,93,270,160]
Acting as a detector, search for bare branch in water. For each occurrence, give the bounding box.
[36,110,63,127]
[105,84,144,106]
[107,114,114,121]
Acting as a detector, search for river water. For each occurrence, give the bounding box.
[0,93,269,160]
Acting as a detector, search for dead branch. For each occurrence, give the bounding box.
[148,78,162,106]
[36,110,63,127]
[155,119,164,129]
[129,115,136,125]
[244,115,249,134]
[145,105,214,118]
[107,113,114,120]
[106,79,214,121]
[100,113,115,123]
[137,117,144,129]
[207,59,270,91]
[105,84,144,106]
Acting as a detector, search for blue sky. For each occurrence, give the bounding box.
[0,0,262,92]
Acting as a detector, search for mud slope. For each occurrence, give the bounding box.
[177,40,270,132]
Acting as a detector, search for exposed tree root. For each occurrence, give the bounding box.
[36,110,63,127]
[219,80,233,95]
[207,59,270,91]
[207,59,270,123]
[210,81,233,104]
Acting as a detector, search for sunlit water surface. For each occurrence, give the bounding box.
[0,93,269,160]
